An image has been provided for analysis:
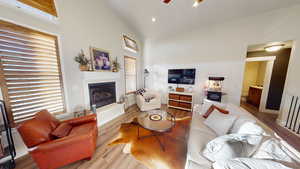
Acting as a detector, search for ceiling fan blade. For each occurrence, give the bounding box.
[163,0,172,4]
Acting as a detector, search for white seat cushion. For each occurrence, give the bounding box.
[186,160,212,169]
[188,129,216,166]
[213,158,292,169]
[204,109,237,136]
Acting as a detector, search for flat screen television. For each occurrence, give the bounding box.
[168,69,196,85]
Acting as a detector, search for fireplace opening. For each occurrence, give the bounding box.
[88,82,116,109]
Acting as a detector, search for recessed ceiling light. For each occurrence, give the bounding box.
[152,17,156,22]
[193,0,203,8]
[264,44,284,52]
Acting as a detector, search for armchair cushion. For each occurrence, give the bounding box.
[63,114,97,126]
[51,123,72,138]
[17,118,53,148]
[35,110,60,130]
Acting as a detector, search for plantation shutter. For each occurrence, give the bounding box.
[124,56,137,94]
[0,20,65,124]
[18,0,58,17]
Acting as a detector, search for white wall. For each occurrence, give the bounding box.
[0,0,143,158]
[144,5,300,108]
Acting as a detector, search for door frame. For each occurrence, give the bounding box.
[245,56,277,113]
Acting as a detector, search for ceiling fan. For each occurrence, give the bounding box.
[163,0,204,7]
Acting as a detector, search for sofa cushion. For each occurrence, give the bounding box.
[186,160,212,169]
[51,123,72,138]
[203,105,229,119]
[17,118,53,148]
[35,110,60,130]
[200,99,227,115]
[204,109,237,136]
[188,129,216,166]
[213,158,292,169]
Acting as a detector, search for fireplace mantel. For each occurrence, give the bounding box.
[81,71,124,126]
[82,71,121,110]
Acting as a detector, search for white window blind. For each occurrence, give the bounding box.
[124,56,137,94]
[0,20,65,124]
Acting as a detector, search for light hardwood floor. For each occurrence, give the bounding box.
[16,105,190,169]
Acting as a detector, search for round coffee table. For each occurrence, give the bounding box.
[136,110,175,151]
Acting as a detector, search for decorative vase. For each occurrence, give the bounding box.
[79,65,89,71]
[112,67,118,72]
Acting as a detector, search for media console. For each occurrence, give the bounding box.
[167,91,194,112]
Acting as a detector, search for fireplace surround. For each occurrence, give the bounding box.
[88,82,116,108]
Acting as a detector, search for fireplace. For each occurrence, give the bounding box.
[88,82,116,109]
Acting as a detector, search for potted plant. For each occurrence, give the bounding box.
[74,50,89,71]
[112,57,121,72]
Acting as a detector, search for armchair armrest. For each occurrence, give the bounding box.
[33,134,94,153]
[63,114,97,126]
[30,134,96,169]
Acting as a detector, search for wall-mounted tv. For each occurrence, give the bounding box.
[168,69,196,85]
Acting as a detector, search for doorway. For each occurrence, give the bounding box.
[241,57,275,113]
[241,40,293,114]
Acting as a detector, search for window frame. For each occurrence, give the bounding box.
[17,0,58,17]
[0,19,66,125]
[124,56,137,95]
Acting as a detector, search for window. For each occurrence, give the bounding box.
[124,56,137,94]
[0,20,65,124]
[17,0,58,17]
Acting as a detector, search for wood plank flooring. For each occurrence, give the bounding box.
[15,105,191,169]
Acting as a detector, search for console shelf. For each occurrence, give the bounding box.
[167,91,193,112]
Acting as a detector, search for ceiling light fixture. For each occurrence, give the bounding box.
[152,17,156,22]
[193,0,203,8]
[264,44,284,52]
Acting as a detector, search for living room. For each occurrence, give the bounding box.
[0,0,300,169]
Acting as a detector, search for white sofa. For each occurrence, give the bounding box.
[186,101,300,169]
[136,90,161,111]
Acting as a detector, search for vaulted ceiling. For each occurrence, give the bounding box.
[105,0,300,39]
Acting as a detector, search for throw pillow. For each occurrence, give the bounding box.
[213,158,292,169]
[200,99,227,115]
[51,123,72,138]
[35,109,60,130]
[136,88,146,96]
[144,95,155,102]
[203,105,229,119]
[204,109,237,136]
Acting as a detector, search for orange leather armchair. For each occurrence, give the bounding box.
[17,110,98,169]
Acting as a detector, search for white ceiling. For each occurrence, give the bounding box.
[105,0,300,39]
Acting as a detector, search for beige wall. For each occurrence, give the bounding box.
[257,62,267,86]
[242,61,267,97]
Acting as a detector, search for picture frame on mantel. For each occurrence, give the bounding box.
[90,47,111,71]
[123,35,138,52]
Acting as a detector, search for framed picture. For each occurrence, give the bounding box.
[123,35,138,52]
[90,47,111,71]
